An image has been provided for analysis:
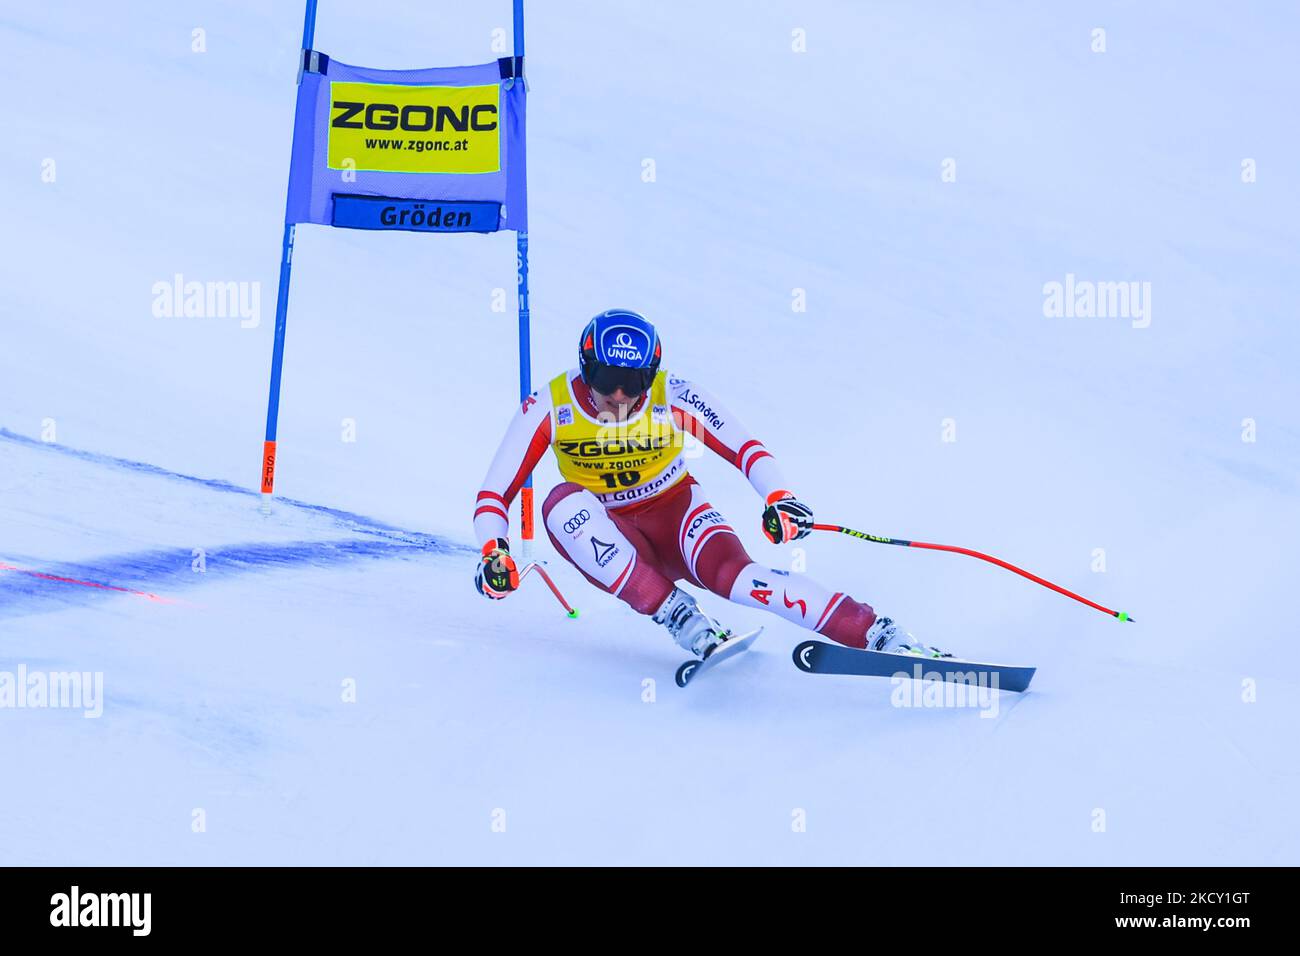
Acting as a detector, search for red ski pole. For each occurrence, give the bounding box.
[812,524,1133,622]
[518,561,580,618]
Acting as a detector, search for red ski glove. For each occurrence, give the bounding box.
[762,490,814,544]
[475,537,520,599]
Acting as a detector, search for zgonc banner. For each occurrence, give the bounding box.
[284,52,528,234]
[258,6,534,542]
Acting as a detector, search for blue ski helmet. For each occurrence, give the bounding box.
[578,309,662,396]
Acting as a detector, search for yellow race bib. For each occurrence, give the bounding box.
[549,370,687,507]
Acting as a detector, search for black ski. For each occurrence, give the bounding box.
[792,639,1035,693]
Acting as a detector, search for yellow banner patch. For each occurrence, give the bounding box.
[326,81,501,175]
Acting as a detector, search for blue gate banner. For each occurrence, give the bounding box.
[285,54,527,232]
[331,196,503,233]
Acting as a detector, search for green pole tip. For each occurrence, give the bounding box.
[1117,611,1134,622]
[567,608,580,619]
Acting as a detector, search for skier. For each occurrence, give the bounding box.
[472,309,948,661]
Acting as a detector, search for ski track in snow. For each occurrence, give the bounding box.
[0,426,466,618]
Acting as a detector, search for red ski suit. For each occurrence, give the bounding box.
[474,369,876,647]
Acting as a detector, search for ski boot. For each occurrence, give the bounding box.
[653,587,732,659]
[865,616,953,659]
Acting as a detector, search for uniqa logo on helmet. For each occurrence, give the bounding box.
[601,327,648,365]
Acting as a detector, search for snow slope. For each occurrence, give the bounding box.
[1,0,1297,864]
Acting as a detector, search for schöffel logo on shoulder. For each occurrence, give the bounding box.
[600,326,649,364]
[682,391,724,430]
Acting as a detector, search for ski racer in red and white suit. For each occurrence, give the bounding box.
[472,367,885,655]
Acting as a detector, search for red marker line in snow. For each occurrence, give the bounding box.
[0,561,177,605]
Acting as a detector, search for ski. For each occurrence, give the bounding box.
[675,627,763,688]
[791,639,1036,693]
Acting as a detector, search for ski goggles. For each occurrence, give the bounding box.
[584,362,655,397]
